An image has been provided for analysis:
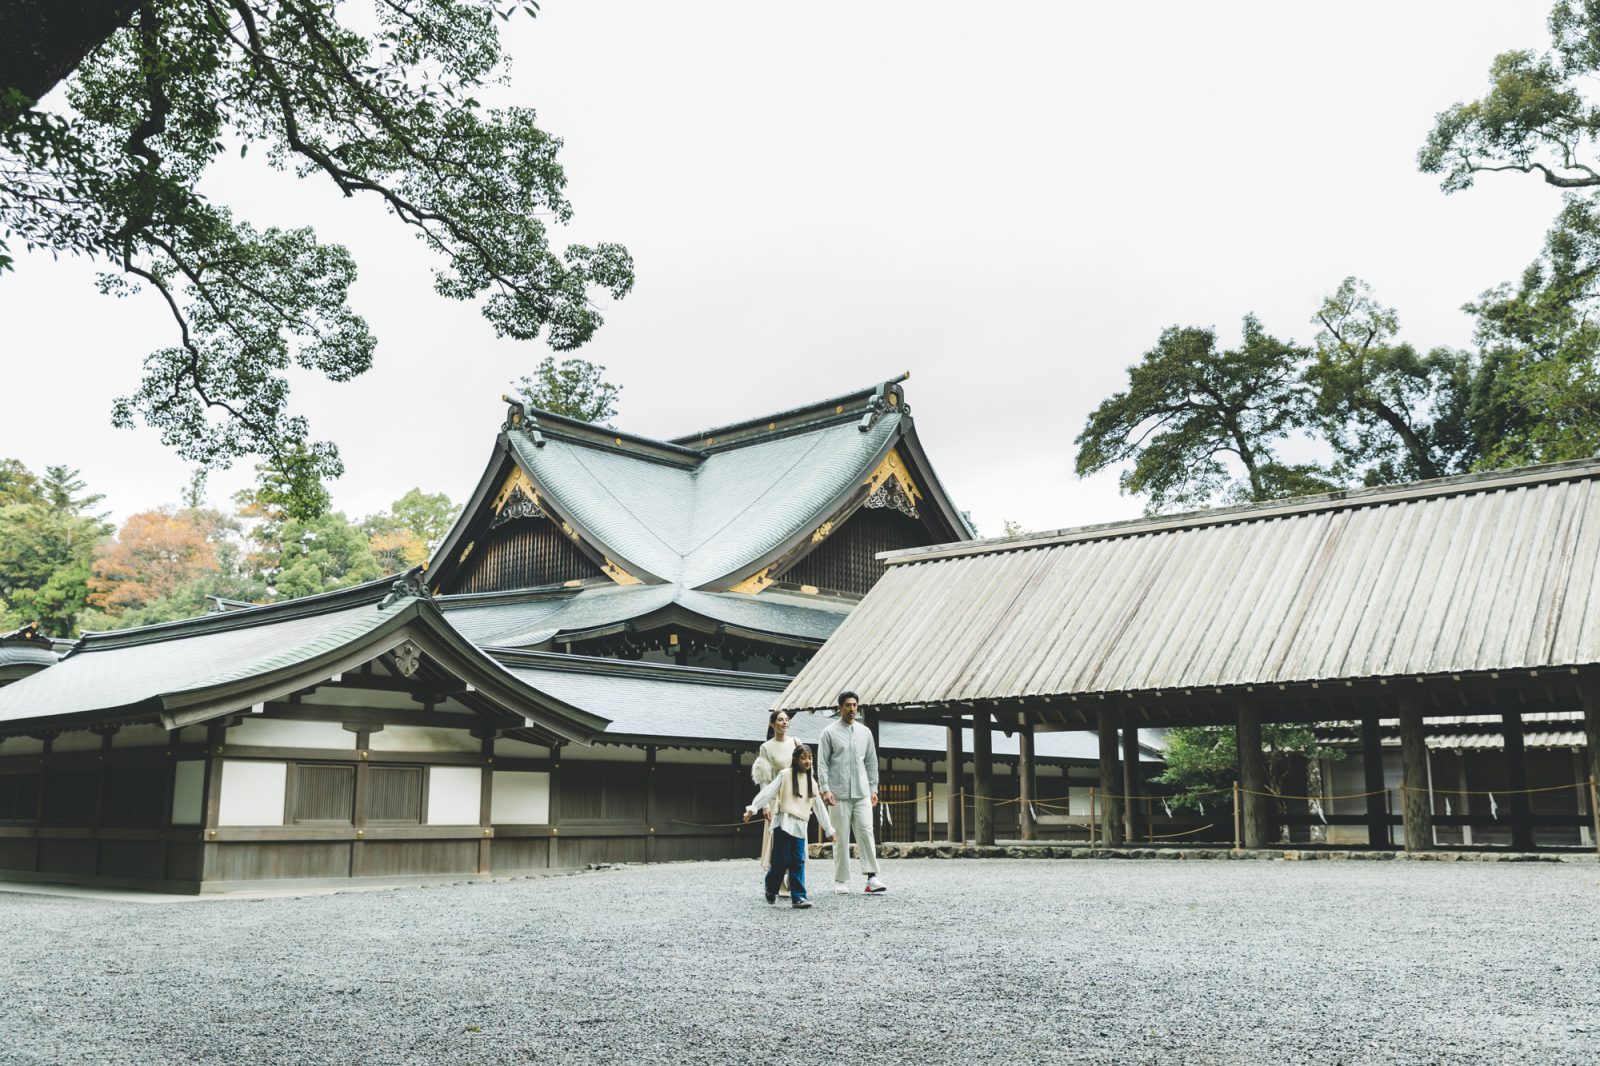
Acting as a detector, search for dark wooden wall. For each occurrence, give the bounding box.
[451,517,602,594]
[784,508,931,596]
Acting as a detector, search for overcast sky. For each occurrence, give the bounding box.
[0,2,1564,538]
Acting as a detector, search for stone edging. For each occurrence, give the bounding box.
[809,842,1595,863]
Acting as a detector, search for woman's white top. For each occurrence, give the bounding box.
[746,773,832,839]
[751,735,800,786]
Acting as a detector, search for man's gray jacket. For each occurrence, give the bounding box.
[817,719,879,800]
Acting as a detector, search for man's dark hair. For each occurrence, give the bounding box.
[836,690,859,707]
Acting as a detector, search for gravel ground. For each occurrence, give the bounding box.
[1,858,1597,1066]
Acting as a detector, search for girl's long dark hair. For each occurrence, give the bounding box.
[789,744,816,798]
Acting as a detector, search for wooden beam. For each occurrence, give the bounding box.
[972,714,995,846]
[946,721,964,843]
[1580,678,1600,799]
[478,732,495,874]
[1397,693,1432,852]
[1502,709,1534,851]
[1236,703,1269,849]
[1096,708,1123,845]
[1121,722,1143,843]
[1360,715,1387,847]
[1017,720,1037,842]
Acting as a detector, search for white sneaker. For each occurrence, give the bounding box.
[865,874,887,893]
[832,881,850,894]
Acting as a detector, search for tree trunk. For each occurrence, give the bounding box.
[1397,693,1433,851]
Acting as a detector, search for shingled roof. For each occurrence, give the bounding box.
[427,376,972,648]
[774,457,1600,714]
[0,573,609,742]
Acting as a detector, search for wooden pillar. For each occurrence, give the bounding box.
[1096,708,1123,846]
[1360,715,1387,847]
[1236,703,1269,849]
[1397,694,1432,851]
[972,714,994,846]
[350,727,371,877]
[548,743,562,869]
[477,731,495,874]
[730,751,745,858]
[199,722,225,883]
[946,722,964,842]
[1579,679,1600,797]
[645,746,658,863]
[1122,724,1143,843]
[1018,721,1037,841]
[1501,709,1534,851]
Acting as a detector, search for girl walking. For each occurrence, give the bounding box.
[752,710,802,891]
[743,744,832,908]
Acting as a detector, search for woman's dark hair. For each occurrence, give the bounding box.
[766,709,789,741]
[789,744,815,798]
[836,690,859,708]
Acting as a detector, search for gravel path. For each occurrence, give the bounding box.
[1,858,1597,1065]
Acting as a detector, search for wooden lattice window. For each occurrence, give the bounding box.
[103,766,170,826]
[368,766,423,824]
[289,764,354,824]
[0,773,40,824]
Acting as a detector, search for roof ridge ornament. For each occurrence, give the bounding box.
[500,395,547,448]
[857,372,911,433]
[380,565,433,609]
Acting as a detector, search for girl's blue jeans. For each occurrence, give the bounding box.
[766,827,807,902]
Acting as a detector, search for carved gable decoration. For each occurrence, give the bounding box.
[490,484,543,530]
[862,449,923,519]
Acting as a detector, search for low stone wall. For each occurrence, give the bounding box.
[810,841,1594,863]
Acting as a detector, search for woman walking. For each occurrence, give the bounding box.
[752,710,803,889]
[743,745,833,908]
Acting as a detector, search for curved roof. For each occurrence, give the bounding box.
[0,574,608,742]
[428,377,972,609]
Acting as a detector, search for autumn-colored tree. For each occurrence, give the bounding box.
[89,508,224,613]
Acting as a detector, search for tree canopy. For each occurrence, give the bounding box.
[1,0,633,516]
[1074,315,1335,513]
[510,355,623,424]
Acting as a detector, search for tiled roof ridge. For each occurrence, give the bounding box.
[486,646,790,690]
[667,374,912,450]
[884,455,1600,566]
[68,570,428,655]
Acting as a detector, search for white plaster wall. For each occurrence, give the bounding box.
[491,771,550,824]
[916,781,951,813]
[171,760,205,825]
[229,718,352,750]
[562,743,646,763]
[113,724,170,748]
[496,738,551,758]
[52,731,101,753]
[0,736,44,755]
[217,760,287,826]
[369,725,479,753]
[426,767,482,824]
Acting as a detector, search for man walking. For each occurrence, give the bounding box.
[818,691,887,894]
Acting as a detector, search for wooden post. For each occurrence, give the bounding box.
[1579,678,1600,813]
[644,746,658,863]
[477,732,495,874]
[1360,715,1387,847]
[945,722,964,843]
[1235,703,1268,849]
[199,722,225,883]
[548,743,561,869]
[351,727,371,878]
[1089,787,1097,848]
[1397,693,1432,851]
[1590,778,1600,858]
[1121,724,1143,843]
[972,714,994,846]
[1018,721,1037,841]
[1096,707,1123,845]
[927,790,934,843]
[1232,781,1241,851]
[1501,709,1534,851]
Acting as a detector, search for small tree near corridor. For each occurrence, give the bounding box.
[1153,724,1344,842]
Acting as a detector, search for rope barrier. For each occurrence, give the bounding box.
[1400,781,1591,797]
[1147,822,1217,840]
